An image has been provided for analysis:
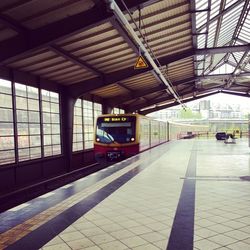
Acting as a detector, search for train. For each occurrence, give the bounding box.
[94,113,208,161]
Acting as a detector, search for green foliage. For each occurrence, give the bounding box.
[179,108,202,119]
[244,113,250,119]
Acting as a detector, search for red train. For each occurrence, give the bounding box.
[94,113,208,161]
[94,113,168,161]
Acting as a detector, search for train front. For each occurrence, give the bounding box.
[94,115,139,161]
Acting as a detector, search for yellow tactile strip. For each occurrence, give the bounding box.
[0,158,145,249]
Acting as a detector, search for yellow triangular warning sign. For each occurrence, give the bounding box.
[134,56,148,69]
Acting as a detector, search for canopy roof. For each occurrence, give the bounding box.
[0,0,249,114]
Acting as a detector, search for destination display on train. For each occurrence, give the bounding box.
[103,117,129,122]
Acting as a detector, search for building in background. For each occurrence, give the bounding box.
[148,99,244,121]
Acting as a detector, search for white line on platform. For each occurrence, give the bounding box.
[9,203,30,211]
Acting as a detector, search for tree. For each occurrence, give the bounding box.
[179,108,202,119]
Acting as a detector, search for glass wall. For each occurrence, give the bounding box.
[0,79,61,166]
[73,99,102,151]
[0,79,15,165]
[16,83,41,161]
[112,108,125,114]
[41,90,61,157]
[73,99,83,152]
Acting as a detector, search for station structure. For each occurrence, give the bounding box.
[0,0,250,249]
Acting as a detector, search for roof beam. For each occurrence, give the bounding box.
[221,90,250,98]
[197,72,250,79]
[116,82,133,92]
[49,45,103,77]
[232,51,249,75]
[107,85,166,107]
[190,0,197,76]
[107,77,196,107]
[172,77,196,86]
[110,18,138,54]
[107,85,166,106]
[0,0,34,12]
[0,0,154,66]
[69,49,194,98]
[0,14,28,34]
[140,91,219,115]
[127,94,173,112]
[196,44,250,55]
[127,85,225,112]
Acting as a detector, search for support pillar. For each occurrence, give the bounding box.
[61,87,76,172]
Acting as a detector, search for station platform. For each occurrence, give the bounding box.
[0,139,250,250]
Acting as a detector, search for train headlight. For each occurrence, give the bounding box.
[96,138,100,142]
[131,137,135,141]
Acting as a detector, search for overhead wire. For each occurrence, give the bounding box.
[118,0,186,109]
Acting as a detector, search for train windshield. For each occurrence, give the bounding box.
[96,116,136,144]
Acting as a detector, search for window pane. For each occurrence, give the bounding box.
[16,96,27,109]
[44,145,52,157]
[44,135,52,145]
[74,107,82,116]
[19,148,30,161]
[51,113,60,123]
[42,101,50,112]
[43,123,51,134]
[27,86,39,99]
[18,136,29,148]
[29,123,40,135]
[17,110,28,122]
[75,133,83,142]
[29,135,41,147]
[76,142,83,151]
[75,124,82,133]
[30,147,41,159]
[52,134,60,144]
[15,83,27,97]
[51,103,59,113]
[0,123,13,136]
[51,124,60,133]
[0,108,13,122]
[0,94,12,108]
[43,112,51,123]
[84,141,93,149]
[52,144,61,155]
[17,123,29,135]
[0,150,15,165]
[75,99,81,107]
[0,136,14,150]
[0,79,12,94]
[29,111,40,123]
[50,92,59,103]
[74,116,82,124]
[41,90,50,101]
[28,99,39,111]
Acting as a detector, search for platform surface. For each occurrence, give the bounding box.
[0,138,250,250]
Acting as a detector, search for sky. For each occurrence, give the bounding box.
[185,93,250,111]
